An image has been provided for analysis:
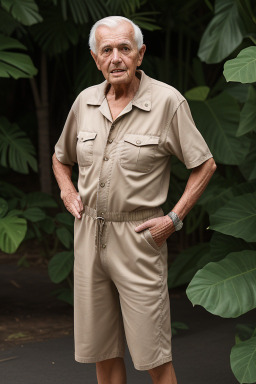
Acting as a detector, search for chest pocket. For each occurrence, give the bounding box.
[120,134,160,173]
[76,131,97,167]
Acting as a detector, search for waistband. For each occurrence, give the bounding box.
[83,205,164,222]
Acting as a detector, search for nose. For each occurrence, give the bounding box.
[111,48,121,64]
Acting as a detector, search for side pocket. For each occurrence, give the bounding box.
[143,228,162,253]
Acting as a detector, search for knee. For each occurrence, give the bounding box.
[96,357,124,377]
[148,361,173,380]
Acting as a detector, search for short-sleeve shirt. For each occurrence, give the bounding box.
[54,70,213,214]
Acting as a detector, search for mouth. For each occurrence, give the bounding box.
[110,69,126,74]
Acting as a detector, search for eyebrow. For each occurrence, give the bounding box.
[100,41,132,50]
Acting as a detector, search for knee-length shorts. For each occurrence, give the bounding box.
[73,206,172,371]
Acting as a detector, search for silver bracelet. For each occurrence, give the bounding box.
[167,211,183,231]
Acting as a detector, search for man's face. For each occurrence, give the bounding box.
[91,21,146,86]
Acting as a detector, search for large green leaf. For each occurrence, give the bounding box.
[185,86,210,101]
[1,0,43,26]
[48,251,74,283]
[210,192,256,242]
[231,336,256,383]
[168,243,210,288]
[22,207,46,222]
[189,92,250,165]
[56,227,73,249]
[224,47,256,83]
[186,251,256,318]
[0,212,27,253]
[198,176,256,214]
[197,173,234,214]
[0,34,37,78]
[198,0,245,64]
[237,86,256,136]
[210,232,256,261]
[225,83,250,103]
[0,117,37,174]
[199,232,256,267]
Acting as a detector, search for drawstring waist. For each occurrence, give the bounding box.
[82,205,164,248]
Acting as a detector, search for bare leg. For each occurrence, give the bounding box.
[96,357,127,384]
[148,361,178,384]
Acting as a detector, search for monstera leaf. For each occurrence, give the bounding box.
[0,34,37,78]
[0,117,37,174]
[0,211,27,253]
[187,251,256,318]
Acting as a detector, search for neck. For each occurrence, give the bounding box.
[108,74,140,101]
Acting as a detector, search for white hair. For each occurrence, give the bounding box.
[89,16,143,54]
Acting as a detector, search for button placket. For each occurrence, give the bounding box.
[96,120,119,217]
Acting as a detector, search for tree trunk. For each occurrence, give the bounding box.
[30,53,52,194]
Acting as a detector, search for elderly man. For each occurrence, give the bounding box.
[52,16,216,384]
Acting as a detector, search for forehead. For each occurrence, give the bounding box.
[95,22,136,47]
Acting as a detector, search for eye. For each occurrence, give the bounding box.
[103,48,111,53]
[122,46,129,51]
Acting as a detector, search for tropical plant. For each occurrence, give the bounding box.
[184,1,256,382]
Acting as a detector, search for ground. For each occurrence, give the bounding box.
[0,242,73,352]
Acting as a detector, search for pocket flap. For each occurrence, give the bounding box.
[123,134,159,146]
[77,131,97,142]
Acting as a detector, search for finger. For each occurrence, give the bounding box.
[134,220,151,232]
[72,206,81,219]
[67,203,81,219]
[73,198,82,213]
[76,195,84,211]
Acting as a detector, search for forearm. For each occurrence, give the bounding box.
[52,153,76,197]
[170,157,217,221]
[52,153,84,219]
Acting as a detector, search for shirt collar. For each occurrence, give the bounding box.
[86,69,152,112]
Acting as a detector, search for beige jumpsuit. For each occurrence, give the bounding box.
[54,70,212,370]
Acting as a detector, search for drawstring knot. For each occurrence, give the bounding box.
[95,216,105,248]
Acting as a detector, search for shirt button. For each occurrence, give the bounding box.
[101,212,104,216]
[136,140,141,144]
[108,139,113,143]
[103,157,109,161]
[102,244,106,248]
[145,103,148,107]
[100,182,105,187]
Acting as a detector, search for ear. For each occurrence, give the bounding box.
[91,50,101,70]
[137,44,146,67]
